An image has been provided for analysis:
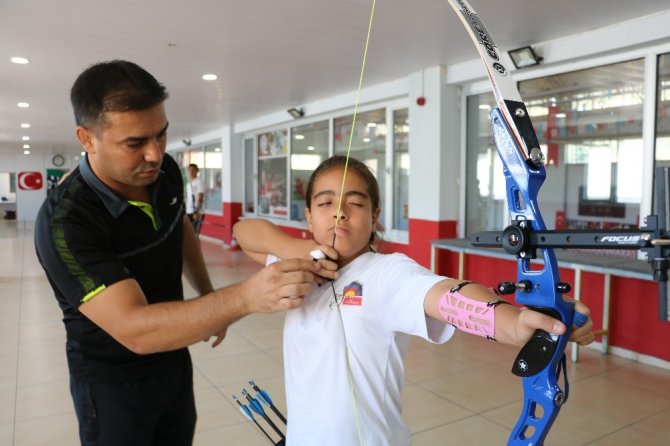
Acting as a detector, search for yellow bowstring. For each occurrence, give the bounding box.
[334,0,377,231]
[331,2,376,445]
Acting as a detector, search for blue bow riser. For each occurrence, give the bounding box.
[490,107,577,445]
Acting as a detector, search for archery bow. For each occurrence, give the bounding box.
[445,0,583,444]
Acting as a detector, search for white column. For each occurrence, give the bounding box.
[408,66,460,222]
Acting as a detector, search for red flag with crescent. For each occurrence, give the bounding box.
[18,171,43,190]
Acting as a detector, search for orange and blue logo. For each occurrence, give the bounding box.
[341,281,363,306]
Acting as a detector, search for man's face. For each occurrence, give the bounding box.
[77,104,168,199]
[187,166,198,180]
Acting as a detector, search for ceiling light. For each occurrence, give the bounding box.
[555,113,567,118]
[214,147,221,152]
[508,46,543,69]
[23,150,30,155]
[11,57,30,64]
[23,144,30,149]
[21,123,30,128]
[22,136,30,141]
[307,146,315,151]
[479,104,491,110]
[17,102,29,108]
[287,107,304,119]
[362,137,370,143]
[202,74,217,81]
[294,134,305,140]
[366,123,377,128]
[81,151,86,156]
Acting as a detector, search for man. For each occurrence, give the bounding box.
[34,60,331,446]
[185,163,204,233]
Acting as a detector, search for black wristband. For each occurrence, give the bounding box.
[449,281,474,293]
[487,299,512,308]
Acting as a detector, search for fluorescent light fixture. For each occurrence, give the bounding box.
[17,102,29,108]
[20,123,30,128]
[23,144,30,149]
[508,46,542,69]
[81,151,86,156]
[294,134,305,140]
[287,107,304,119]
[362,137,370,143]
[11,57,29,64]
[555,113,567,118]
[22,136,30,141]
[291,154,321,170]
[366,122,377,128]
[202,73,217,81]
[478,104,491,110]
[307,146,315,151]
[23,150,30,155]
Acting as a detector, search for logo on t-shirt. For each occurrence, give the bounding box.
[341,281,363,306]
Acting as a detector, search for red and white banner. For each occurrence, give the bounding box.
[18,171,43,190]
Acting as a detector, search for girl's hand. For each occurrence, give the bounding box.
[513,299,595,347]
[568,299,595,346]
[309,245,339,283]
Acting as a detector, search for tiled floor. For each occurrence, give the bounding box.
[1,219,670,445]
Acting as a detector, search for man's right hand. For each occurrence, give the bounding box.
[238,258,338,312]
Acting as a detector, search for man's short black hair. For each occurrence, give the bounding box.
[70,60,168,131]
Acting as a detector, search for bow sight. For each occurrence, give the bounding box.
[471,166,670,322]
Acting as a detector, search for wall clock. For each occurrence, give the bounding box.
[52,154,65,167]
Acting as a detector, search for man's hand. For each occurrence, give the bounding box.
[203,327,228,347]
[238,258,337,313]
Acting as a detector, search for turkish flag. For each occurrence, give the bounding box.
[18,171,43,190]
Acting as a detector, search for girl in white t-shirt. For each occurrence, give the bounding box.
[233,155,594,446]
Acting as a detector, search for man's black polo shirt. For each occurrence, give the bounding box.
[35,154,189,383]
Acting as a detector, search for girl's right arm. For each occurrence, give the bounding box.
[233,219,336,264]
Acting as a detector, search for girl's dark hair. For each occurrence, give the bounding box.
[305,155,383,249]
[70,60,168,132]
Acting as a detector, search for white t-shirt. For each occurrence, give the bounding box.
[277,251,455,446]
[185,177,204,214]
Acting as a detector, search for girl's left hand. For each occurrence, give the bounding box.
[515,299,595,347]
[568,299,595,346]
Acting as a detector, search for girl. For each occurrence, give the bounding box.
[233,155,594,446]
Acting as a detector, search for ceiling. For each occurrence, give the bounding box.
[1,0,668,157]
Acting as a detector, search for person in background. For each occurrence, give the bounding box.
[234,155,595,446]
[34,59,334,446]
[185,163,204,233]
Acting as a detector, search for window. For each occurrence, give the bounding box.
[334,108,387,225]
[290,120,329,221]
[392,109,409,230]
[464,92,504,234]
[243,105,409,241]
[244,138,255,214]
[655,53,670,214]
[203,143,222,213]
[257,130,288,218]
[466,59,645,240]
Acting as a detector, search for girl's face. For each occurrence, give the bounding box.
[305,167,380,266]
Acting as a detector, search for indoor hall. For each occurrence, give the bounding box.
[1,220,670,445]
[2,0,670,445]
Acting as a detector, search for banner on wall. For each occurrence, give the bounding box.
[17,171,43,190]
[46,169,68,193]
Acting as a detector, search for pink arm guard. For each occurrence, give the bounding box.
[438,288,506,340]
